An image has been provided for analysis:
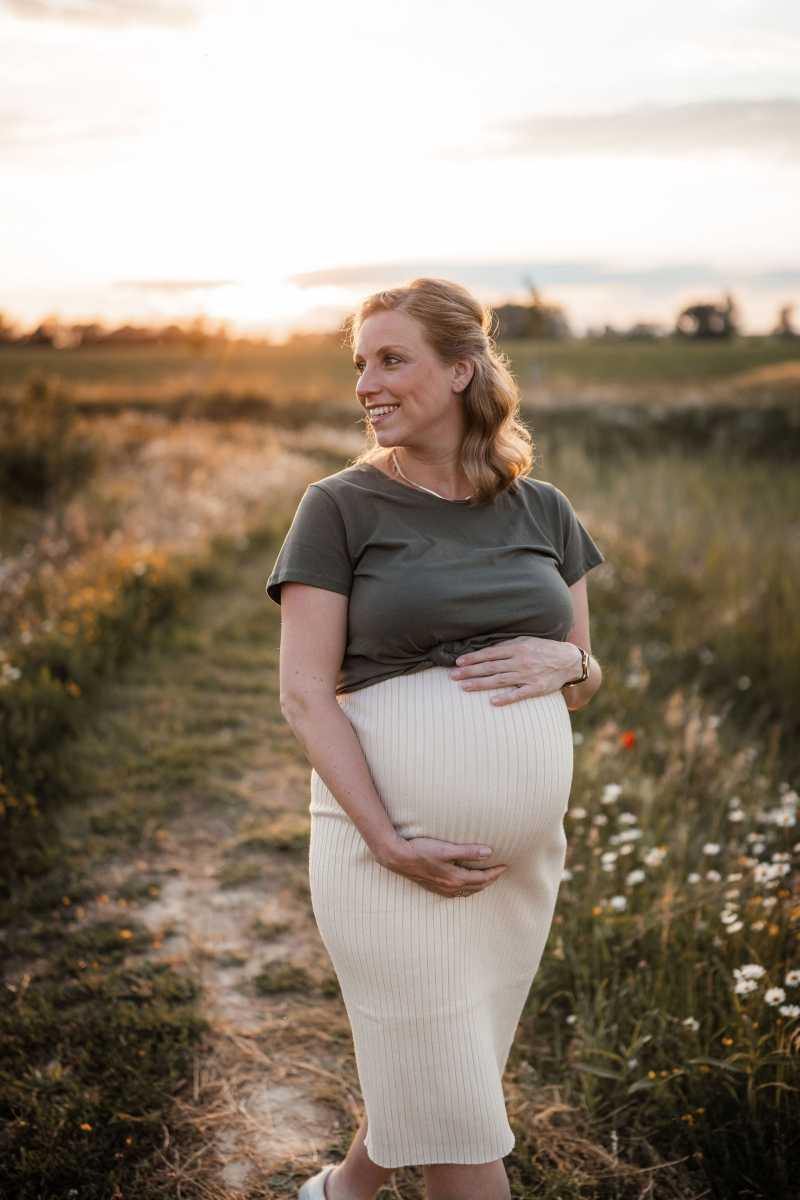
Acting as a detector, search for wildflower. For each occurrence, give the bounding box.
[626,869,646,886]
[721,1036,734,1046]
[565,1014,577,1025]
[618,811,638,825]
[627,1058,638,1069]
[687,872,701,884]
[728,809,745,822]
[616,828,643,842]
[721,909,740,924]
[702,843,721,855]
[754,862,790,883]
[750,920,766,931]
[560,868,573,882]
[643,847,666,867]
[735,979,758,995]
[118,928,134,940]
[724,922,744,933]
[609,895,627,911]
[735,963,766,980]
[570,806,587,820]
[779,1004,800,1019]
[705,870,722,882]
[80,1122,93,1131]
[765,987,786,1006]
[682,1017,699,1032]
[785,970,800,988]
[593,813,609,825]
[602,783,622,804]
[620,730,636,748]
[601,851,619,864]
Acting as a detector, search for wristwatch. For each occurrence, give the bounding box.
[562,645,590,687]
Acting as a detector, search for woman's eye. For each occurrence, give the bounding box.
[354,356,400,372]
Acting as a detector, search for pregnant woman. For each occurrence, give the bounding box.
[266,277,606,1200]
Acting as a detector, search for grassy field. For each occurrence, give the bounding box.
[1,342,798,1198]
[2,335,800,411]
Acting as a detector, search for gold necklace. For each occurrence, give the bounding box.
[390,448,473,501]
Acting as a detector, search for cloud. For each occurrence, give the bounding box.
[114,279,236,293]
[460,97,800,163]
[287,260,800,296]
[3,0,204,28]
[0,104,150,147]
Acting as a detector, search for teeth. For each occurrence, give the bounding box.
[369,405,399,417]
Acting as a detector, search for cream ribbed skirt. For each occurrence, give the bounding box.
[309,665,574,1169]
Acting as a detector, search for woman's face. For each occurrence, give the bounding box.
[353,309,472,447]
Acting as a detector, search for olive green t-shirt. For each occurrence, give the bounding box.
[266,462,605,695]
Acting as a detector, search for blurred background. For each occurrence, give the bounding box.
[1,4,799,1200]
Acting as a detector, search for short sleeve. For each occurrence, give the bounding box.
[265,483,353,604]
[551,485,606,586]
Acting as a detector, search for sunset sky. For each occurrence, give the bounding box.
[2,0,799,340]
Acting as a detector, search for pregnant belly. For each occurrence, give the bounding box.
[321,665,574,868]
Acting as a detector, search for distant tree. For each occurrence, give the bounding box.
[0,311,19,344]
[625,322,665,340]
[675,292,739,338]
[772,304,797,338]
[494,278,571,340]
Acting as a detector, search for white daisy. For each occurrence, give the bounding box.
[734,963,766,980]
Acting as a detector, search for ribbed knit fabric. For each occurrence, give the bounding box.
[308,666,574,1169]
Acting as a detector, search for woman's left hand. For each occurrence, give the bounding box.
[447,636,582,706]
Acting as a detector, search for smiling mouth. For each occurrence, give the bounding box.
[367,405,400,419]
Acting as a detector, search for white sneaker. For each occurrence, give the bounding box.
[298,1162,336,1199]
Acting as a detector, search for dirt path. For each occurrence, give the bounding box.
[62,531,416,1199]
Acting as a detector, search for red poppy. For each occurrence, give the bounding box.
[620,730,636,749]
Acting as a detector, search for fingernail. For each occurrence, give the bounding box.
[479,848,492,857]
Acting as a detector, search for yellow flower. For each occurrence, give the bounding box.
[118,928,133,939]
[80,1122,93,1131]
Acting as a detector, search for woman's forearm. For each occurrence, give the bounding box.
[280,692,403,865]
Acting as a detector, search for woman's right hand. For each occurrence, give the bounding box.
[376,836,509,898]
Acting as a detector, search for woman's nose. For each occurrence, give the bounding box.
[356,369,378,397]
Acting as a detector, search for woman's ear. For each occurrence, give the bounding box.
[453,358,475,393]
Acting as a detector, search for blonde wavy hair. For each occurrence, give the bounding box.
[342,277,535,505]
